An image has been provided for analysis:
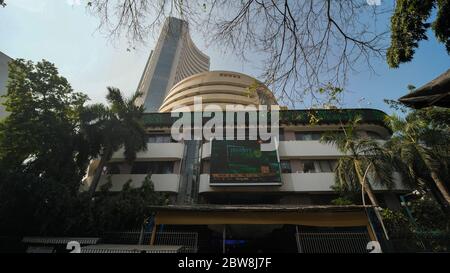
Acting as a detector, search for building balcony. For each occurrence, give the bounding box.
[95,174,180,193]
[111,143,184,161]
[202,140,388,159]
[201,141,341,159]
[198,173,408,193]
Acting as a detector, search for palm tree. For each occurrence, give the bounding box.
[385,112,450,208]
[80,87,147,197]
[321,116,395,207]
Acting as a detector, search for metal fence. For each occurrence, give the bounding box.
[99,230,199,253]
[81,245,185,253]
[154,231,198,253]
[102,230,151,245]
[296,231,372,253]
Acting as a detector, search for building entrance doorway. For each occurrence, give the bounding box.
[151,206,378,253]
[153,224,373,253]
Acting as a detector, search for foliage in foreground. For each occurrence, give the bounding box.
[385,106,450,209]
[66,176,168,236]
[387,0,450,68]
[0,59,164,237]
[381,194,450,252]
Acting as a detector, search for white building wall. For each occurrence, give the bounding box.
[198,173,408,193]
[110,143,184,161]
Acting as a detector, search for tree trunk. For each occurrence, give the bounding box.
[355,161,380,207]
[88,147,112,197]
[364,183,380,207]
[429,170,450,207]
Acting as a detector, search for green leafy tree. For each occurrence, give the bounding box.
[381,193,450,252]
[387,0,450,68]
[330,196,355,206]
[380,208,414,236]
[410,195,450,231]
[0,59,165,239]
[59,174,167,236]
[321,116,395,207]
[80,87,147,196]
[91,175,167,233]
[385,107,450,208]
[0,59,89,235]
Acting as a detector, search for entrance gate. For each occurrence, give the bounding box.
[154,231,198,253]
[295,227,371,253]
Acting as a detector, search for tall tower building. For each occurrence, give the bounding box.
[135,17,210,112]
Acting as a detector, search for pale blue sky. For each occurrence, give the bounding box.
[0,0,449,115]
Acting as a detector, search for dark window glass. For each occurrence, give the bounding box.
[131,162,152,174]
[278,129,285,141]
[280,160,292,173]
[366,131,383,140]
[106,163,121,174]
[131,161,174,174]
[301,160,337,173]
[318,160,334,172]
[143,20,182,111]
[303,161,316,173]
[201,160,210,174]
[158,161,174,174]
[323,130,344,138]
[147,134,172,143]
[295,132,322,141]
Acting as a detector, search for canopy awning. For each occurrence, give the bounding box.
[149,204,374,213]
[149,205,374,227]
[399,69,450,109]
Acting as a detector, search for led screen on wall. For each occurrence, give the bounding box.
[210,140,282,186]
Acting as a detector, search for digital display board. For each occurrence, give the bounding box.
[210,140,282,186]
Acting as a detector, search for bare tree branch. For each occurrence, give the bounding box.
[87,0,392,108]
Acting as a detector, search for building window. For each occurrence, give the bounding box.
[302,161,316,173]
[294,130,346,141]
[131,162,151,174]
[158,161,175,174]
[317,160,336,172]
[295,132,323,141]
[201,160,210,174]
[147,134,173,143]
[278,129,285,141]
[301,160,337,173]
[131,161,175,174]
[105,163,121,174]
[280,160,292,173]
[366,131,384,140]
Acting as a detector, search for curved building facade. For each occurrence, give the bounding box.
[135,17,210,112]
[159,71,278,112]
